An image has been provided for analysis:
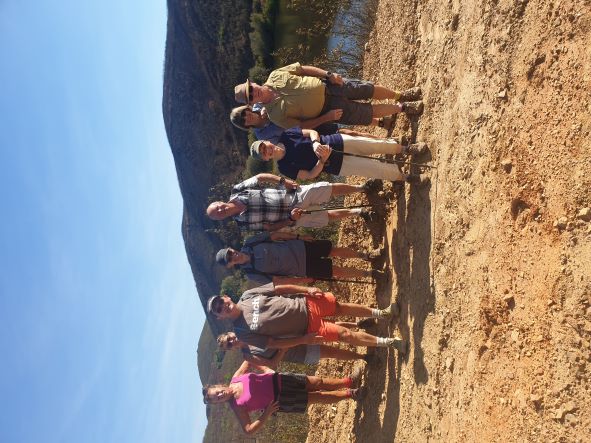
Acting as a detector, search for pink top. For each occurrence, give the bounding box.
[230,372,276,412]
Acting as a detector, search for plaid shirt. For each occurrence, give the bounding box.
[230,177,297,231]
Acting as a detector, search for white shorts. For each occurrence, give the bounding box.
[295,182,333,228]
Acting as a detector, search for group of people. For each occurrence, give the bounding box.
[202,62,428,435]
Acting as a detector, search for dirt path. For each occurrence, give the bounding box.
[306,0,591,441]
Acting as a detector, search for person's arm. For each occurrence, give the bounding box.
[300,109,343,129]
[263,218,296,232]
[299,66,344,86]
[272,276,315,285]
[255,173,298,190]
[301,129,321,142]
[244,353,275,371]
[232,360,250,379]
[296,163,324,180]
[274,284,322,295]
[269,231,298,241]
[231,401,280,435]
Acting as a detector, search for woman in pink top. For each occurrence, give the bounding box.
[202,357,364,435]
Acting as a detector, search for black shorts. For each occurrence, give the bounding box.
[322,79,375,126]
[304,240,333,279]
[276,373,308,413]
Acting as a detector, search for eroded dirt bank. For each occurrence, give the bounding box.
[306,0,591,441]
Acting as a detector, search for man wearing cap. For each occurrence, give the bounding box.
[233,62,423,130]
[229,103,380,145]
[215,230,386,286]
[206,172,378,231]
[207,283,407,354]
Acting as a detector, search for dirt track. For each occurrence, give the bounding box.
[306,0,591,441]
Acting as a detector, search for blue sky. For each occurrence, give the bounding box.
[0,0,206,441]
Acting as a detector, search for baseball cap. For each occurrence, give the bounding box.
[206,295,223,315]
[250,140,264,160]
[215,248,231,266]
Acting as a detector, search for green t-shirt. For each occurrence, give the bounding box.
[264,62,326,129]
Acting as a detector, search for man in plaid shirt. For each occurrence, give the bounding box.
[206,173,376,231]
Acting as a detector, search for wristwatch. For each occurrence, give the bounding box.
[325,71,332,80]
[279,177,286,186]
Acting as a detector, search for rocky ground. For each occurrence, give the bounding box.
[305,0,591,441]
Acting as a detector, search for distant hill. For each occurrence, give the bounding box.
[162,0,254,335]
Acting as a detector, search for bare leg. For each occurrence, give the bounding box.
[372,85,401,101]
[336,325,380,347]
[334,302,374,318]
[306,376,349,391]
[327,209,358,222]
[308,391,351,404]
[319,344,365,361]
[333,266,371,279]
[334,321,359,329]
[372,103,403,118]
[330,183,363,197]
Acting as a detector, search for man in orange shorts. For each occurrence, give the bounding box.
[207,283,406,354]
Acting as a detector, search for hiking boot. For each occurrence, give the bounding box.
[349,366,363,389]
[362,178,383,194]
[399,86,422,101]
[349,386,367,401]
[404,142,429,156]
[364,247,384,261]
[405,174,430,186]
[371,269,389,281]
[378,114,397,130]
[360,209,378,223]
[357,318,378,330]
[376,302,400,320]
[401,100,424,115]
[386,337,408,355]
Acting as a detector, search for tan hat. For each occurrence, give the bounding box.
[234,79,251,104]
[250,140,264,159]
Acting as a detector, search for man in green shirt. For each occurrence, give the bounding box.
[234,62,423,130]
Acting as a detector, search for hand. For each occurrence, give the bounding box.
[303,333,326,344]
[290,207,305,221]
[327,109,343,121]
[328,73,344,86]
[284,178,299,190]
[306,287,324,298]
[302,235,314,241]
[313,143,331,163]
[264,401,280,416]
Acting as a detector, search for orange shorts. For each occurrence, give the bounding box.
[306,292,339,341]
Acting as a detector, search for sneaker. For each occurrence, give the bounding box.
[378,114,397,130]
[349,366,363,389]
[357,318,378,330]
[371,269,389,281]
[349,386,367,401]
[362,178,382,194]
[386,337,408,355]
[376,302,400,320]
[405,174,430,186]
[399,86,422,101]
[360,209,378,223]
[404,142,428,156]
[401,100,424,115]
